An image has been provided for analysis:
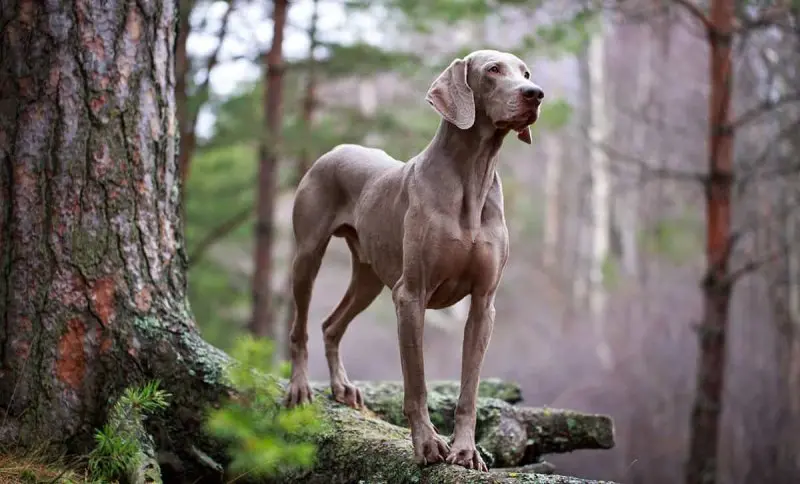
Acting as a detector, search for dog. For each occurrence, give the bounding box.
[284,49,543,471]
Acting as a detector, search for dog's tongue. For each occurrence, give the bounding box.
[516,127,532,145]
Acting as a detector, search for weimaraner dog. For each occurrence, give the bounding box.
[285,49,543,471]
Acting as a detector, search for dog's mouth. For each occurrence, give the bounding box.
[497,109,539,133]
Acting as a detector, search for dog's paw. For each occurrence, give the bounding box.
[331,380,364,409]
[413,430,450,466]
[285,378,313,408]
[446,443,488,472]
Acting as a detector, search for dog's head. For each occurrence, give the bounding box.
[425,49,544,144]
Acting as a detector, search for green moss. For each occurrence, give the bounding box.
[179,331,230,385]
[134,315,167,334]
[289,400,608,483]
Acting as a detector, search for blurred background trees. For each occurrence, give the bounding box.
[178,0,800,482]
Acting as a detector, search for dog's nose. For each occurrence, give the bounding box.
[522,86,544,101]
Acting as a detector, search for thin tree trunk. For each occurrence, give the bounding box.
[611,25,654,279]
[177,0,234,189]
[587,21,612,368]
[251,0,289,340]
[571,40,592,311]
[284,0,320,358]
[542,134,563,271]
[0,0,228,469]
[685,1,735,482]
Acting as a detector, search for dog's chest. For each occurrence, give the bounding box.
[426,220,507,299]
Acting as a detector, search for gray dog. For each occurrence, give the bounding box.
[285,49,543,471]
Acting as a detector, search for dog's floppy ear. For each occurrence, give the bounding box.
[517,126,532,144]
[425,58,475,130]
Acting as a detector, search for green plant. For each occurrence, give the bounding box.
[87,381,171,483]
[205,336,322,478]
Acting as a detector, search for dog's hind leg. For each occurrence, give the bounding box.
[322,235,383,408]
[285,188,334,407]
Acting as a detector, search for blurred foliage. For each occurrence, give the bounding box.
[317,41,421,77]
[539,98,573,130]
[522,7,600,58]
[640,213,705,264]
[205,336,322,478]
[347,0,542,32]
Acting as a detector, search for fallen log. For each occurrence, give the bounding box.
[308,380,614,468]
[279,403,619,484]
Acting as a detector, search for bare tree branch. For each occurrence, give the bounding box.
[599,141,708,184]
[733,4,796,34]
[729,91,800,129]
[728,247,787,283]
[735,117,800,193]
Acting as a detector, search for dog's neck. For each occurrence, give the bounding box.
[417,117,508,238]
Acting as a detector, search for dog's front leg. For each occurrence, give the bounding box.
[447,294,495,471]
[392,281,450,466]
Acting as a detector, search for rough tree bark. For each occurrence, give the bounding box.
[251,0,289,340]
[0,0,229,466]
[682,1,735,483]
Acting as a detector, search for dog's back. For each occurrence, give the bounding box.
[294,144,401,225]
[307,143,401,197]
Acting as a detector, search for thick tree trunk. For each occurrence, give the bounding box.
[0,0,229,465]
[251,0,289,340]
[685,1,735,483]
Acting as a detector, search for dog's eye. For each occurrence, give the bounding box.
[489,65,500,74]
[523,72,530,79]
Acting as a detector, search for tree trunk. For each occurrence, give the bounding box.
[176,0,233,190]
[587,20,612,368]
[542,134,563,271]
[610,21,653,279]
[685,1,735,483]
[571,40,591,311]
[0,0,229,465]
[251,0,289,340]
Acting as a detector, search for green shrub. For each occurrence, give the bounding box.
[205,336,322,478]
